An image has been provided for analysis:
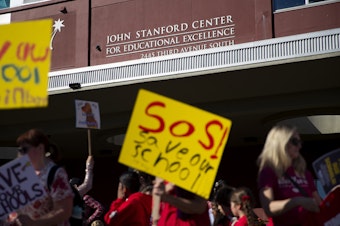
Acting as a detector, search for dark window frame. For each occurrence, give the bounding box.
[0,0,71,13]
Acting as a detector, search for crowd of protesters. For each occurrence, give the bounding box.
[0,124,338,226]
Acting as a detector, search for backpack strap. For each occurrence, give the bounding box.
[284,172,309,197]
[47,165,61,191]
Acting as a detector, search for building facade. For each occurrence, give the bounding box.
[1,0,340,208]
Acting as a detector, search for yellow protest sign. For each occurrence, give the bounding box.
[119,89,232,199]
[0,19,52,109]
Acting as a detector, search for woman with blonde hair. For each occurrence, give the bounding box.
[257,124,322,226]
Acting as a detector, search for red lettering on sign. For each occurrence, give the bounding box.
[139,100,229,159]
[170,121,195,137]
[199,120,223,150]
[211,127,229,159]
[139,101,165,133]
[16,43,50,62]
[0,41,11,61]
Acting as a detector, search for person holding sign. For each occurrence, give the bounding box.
[72,155,95,196]
[6,128,74,226]
[69,156,106,225]
[104,170,152,226]
[153,180,211,226]
[257,125,322,226]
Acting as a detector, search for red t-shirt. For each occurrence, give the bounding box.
[258,166,317,226]
[157,186,211,226]
[104,192,152,226]
[233,215,248,226]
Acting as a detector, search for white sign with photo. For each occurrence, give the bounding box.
[75,100,101,129]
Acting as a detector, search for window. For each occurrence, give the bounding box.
[273,0,330,11]
[0,0,50,9]
[0,0,10,9]
[274,0,305,10]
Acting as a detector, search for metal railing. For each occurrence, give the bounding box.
[48,28,340,94]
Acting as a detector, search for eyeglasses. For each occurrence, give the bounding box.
[17,146,32,154]
[290,137,303,147]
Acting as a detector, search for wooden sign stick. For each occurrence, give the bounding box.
[152,177,164,226]
[152,194,160,226]
[87,129,92,156]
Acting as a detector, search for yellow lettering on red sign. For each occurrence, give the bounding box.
[118,89,232,199]
[0,19,52,109]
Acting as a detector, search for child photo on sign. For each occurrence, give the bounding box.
[75,100,101,130]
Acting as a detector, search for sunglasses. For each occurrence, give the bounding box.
[290,137,303,146]
[17,146,32,154]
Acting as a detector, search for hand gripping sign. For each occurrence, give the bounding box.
[118,89,232,199]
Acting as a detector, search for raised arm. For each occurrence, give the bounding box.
[153,181,207,215]
[77,155,94,196]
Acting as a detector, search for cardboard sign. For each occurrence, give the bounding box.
[75,100,101,129]
[0,19,52,109]
[118,89,232,199]
[318,185,340,226]
[313,148,340,195]
[303,185,340,226]
[0,155,46,220]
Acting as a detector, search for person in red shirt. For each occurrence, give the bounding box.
[229,187,265,226]
[153,180,211,226]
[104,170,152,226]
